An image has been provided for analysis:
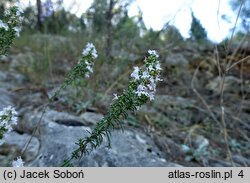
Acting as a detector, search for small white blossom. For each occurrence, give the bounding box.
[131,66,140,80]
[86,62,93,73]
[0,20,9,31]
[147,91,155,101]
[80,43,98,78]
[135,84,155,101]
[147,78,156,91]
[141,70,150,79]
[18,15,24,23]
[136,84,146,92]
[84,61,93,78]
[148,65,154,71]
[148,49,159,58]
[155,76,163,82]
[135,84,147,96]
[155,62,162,70]
[136,106,142,111]
[91,51,98,59]
[12,156,24,167]
[112,93,119,100]
[82,43,98,59]
[85,73,90,78]
[13,27,21,37]
[132,49,161,101]
[0,106,18,132]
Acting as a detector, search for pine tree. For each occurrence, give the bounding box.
[190,12,207,41]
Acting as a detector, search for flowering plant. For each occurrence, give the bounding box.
[0,3,24,166]
[12,156,24,167]
[62,50,161,166]
[0,3,162,167]
[0,4,23,55]
[0,106,18,145]
[51,42,98,100]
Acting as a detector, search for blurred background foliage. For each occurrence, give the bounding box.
[0,0,248,103]
[0,0,248,90]
[0,0,248,107]
[0,0,249,166]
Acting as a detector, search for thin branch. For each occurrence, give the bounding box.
[21,103,48,157]
[226,55,250,72]
[191,61,222,129]
[226,0,243,65]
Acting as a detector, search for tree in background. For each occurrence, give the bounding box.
[86,0,134,59]
[86,0,107,34]
[189,11,207,42]
[0,2,5,19]
[25,0,81,34]
[114,14,143,51]
[36,0,43,32]
[10,0,185,58]
[105,0,115,59]
[36,0,55,32]
[164,25,183,42]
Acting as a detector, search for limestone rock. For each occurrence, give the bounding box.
[80,112,104,126]
[0,132,40,166]
[24,109,181,167]
[206,76,241,94]
[165,53,188,68]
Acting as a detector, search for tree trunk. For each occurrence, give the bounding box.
[36,0,43,32]
[105,0,115,59]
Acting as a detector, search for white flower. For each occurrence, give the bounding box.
[0,20,9,31]
[137,84,146,92]
[147,78,156,91]
[135,84,147,96]
[85,73,90,78]
[82,46,90,56]
[155,76,163,82]
[86,61,93,73]
[148,49,159,58]
[80,43,98,78]
[13,27,21,37]
[141,70,150,79]
[132,49,161,101]
[135,84,155,101]
[147,91,155,101]
[155,62,162,70]
[131,66,140,80]
[112,93,119,100]
[12,157,24,167]
[91,51,98,59]
[136,106,142,111]
[148,65,154,71]
[0,106,18,132]
[82,43,98,59]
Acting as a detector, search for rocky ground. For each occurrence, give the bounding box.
[0,39,249,167]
